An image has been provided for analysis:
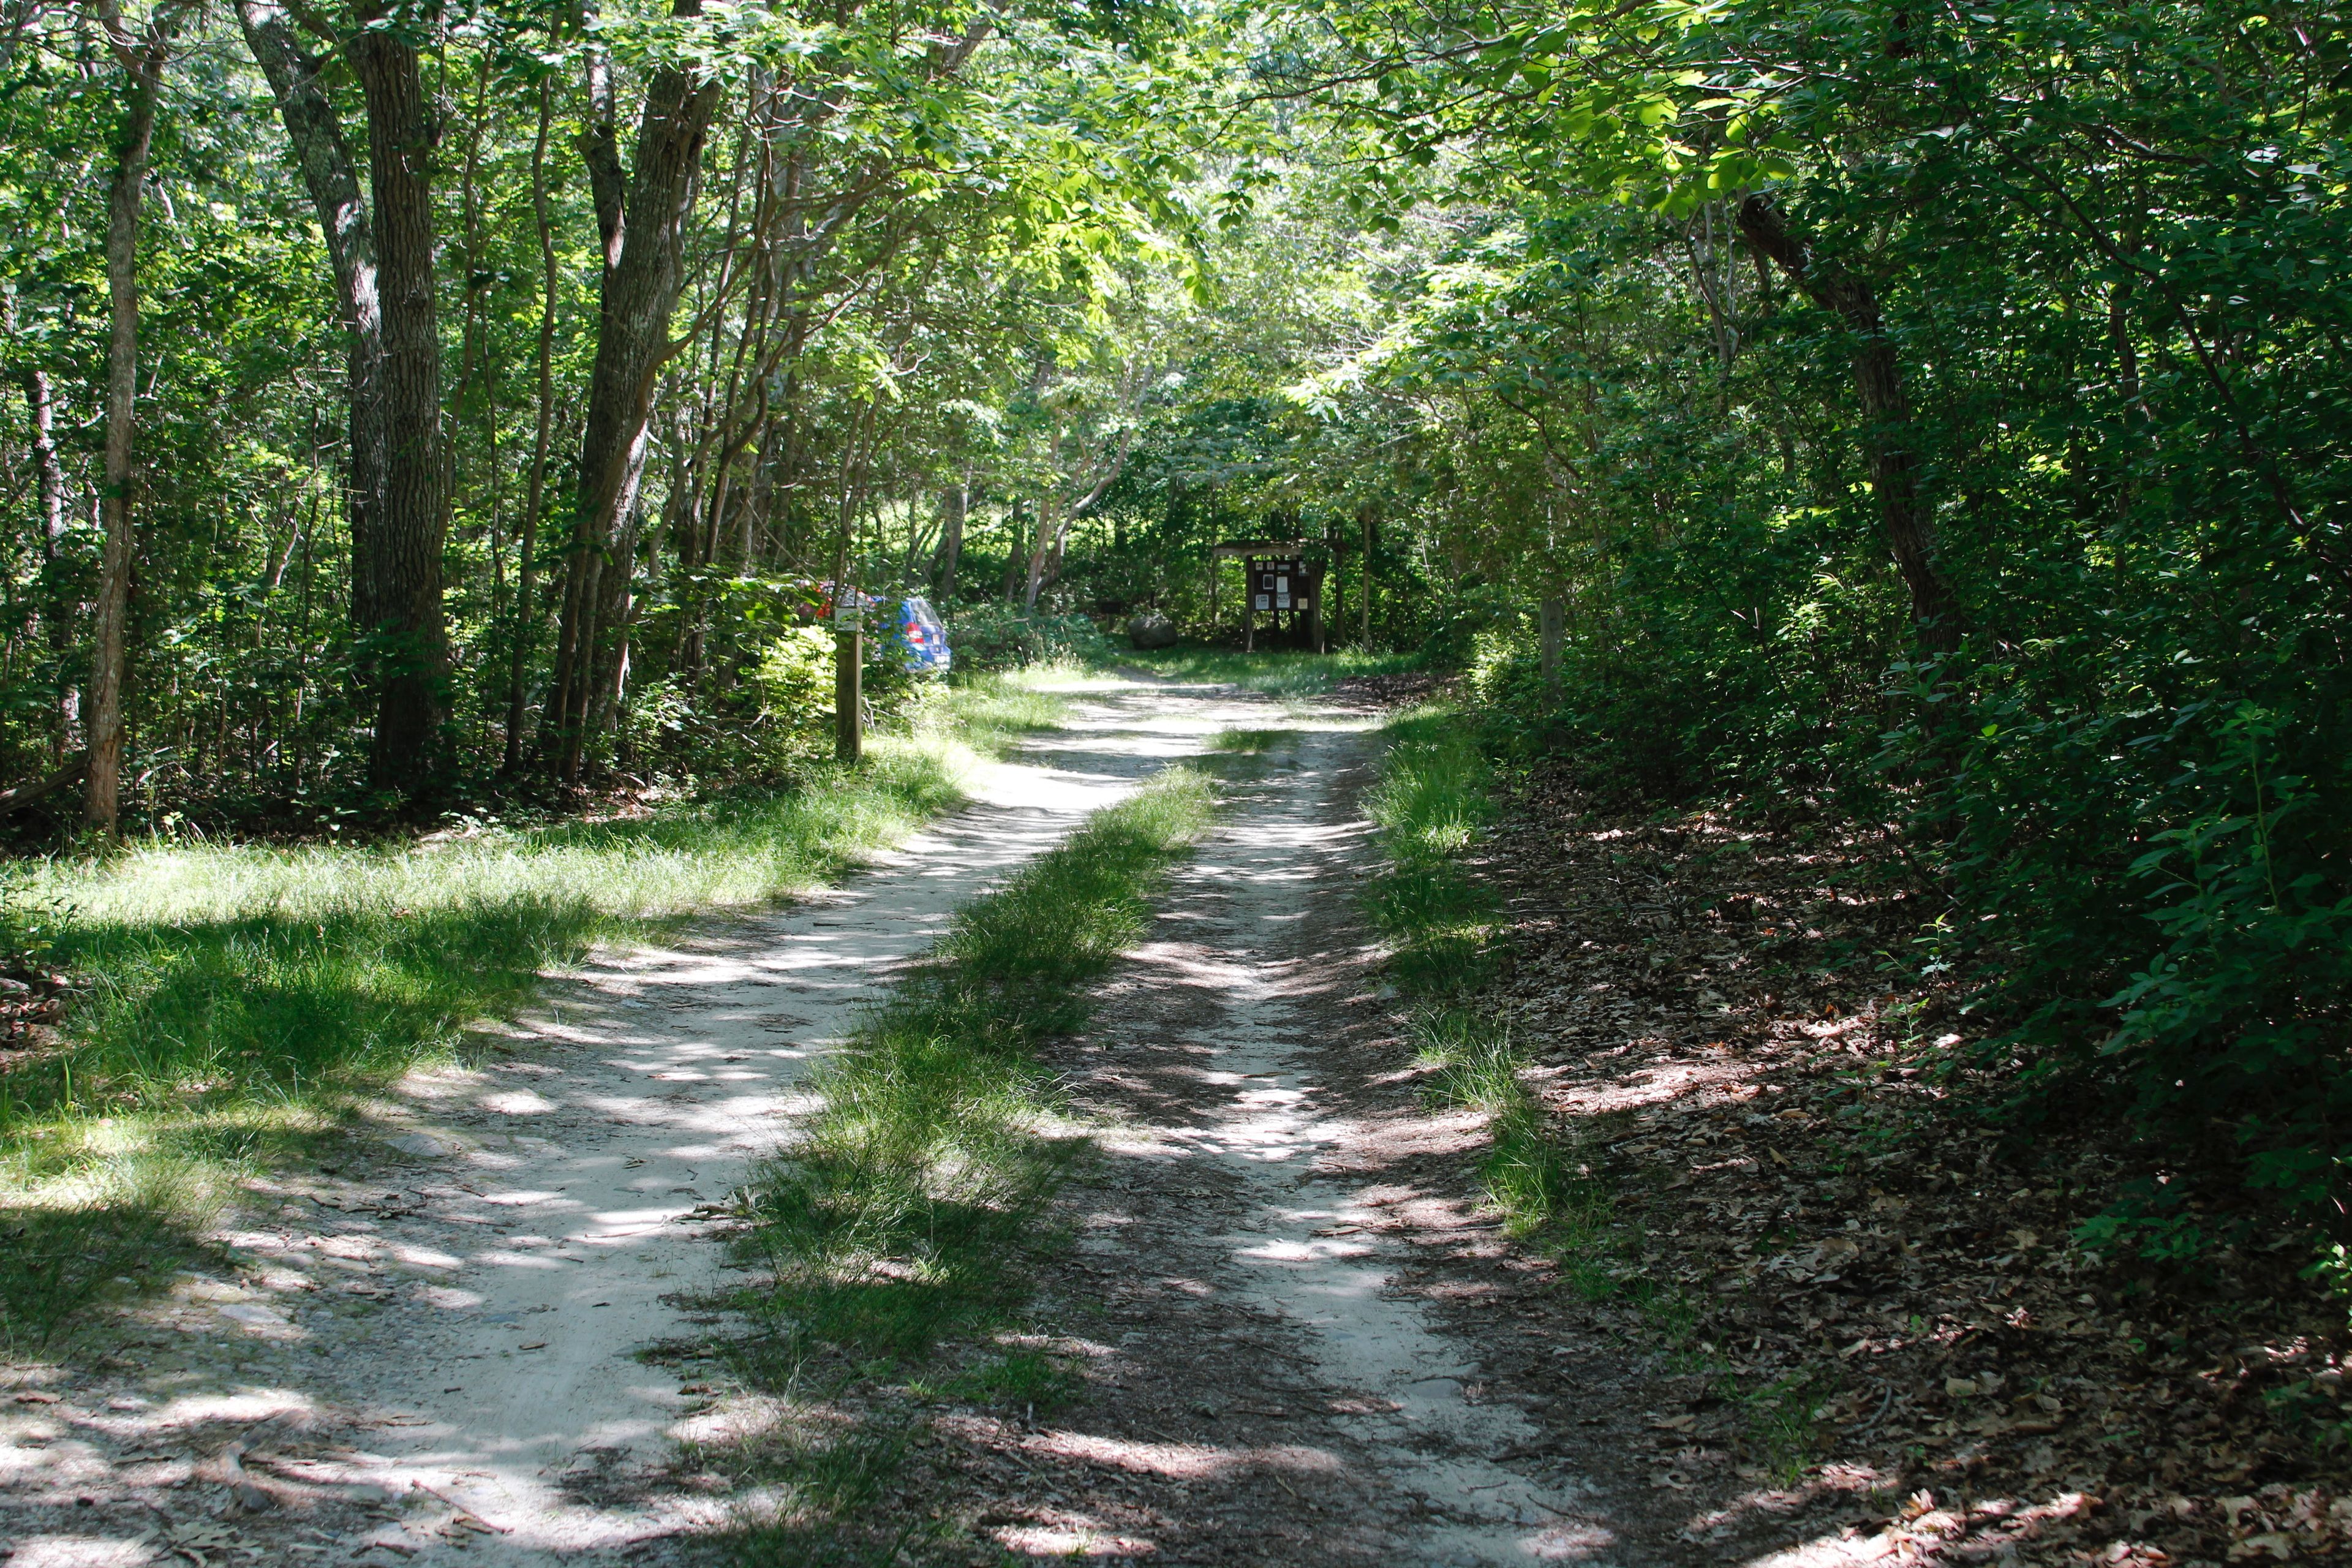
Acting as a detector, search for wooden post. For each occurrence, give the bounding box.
[1327,546,1342,652]
[1310,564,1325,654]
[835,623,862,763]
[1241,553,1253,650]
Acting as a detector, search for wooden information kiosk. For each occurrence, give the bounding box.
[1210,538,1324,652]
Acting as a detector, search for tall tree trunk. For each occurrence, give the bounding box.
[584,508,639,756]
[744,413,782,564]
[351,1,448,797]
[85,0,173,837]
[1021,493,1058,612]
[1736,194,1960,654]
[1021,422,1068,612]
[1024,421,1133,609]
[1001,503,1027,602]
[235,0,386,638]
[545,0,724,783]
[502,78,559,777]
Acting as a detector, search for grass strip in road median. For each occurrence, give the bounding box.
[732,764,1213,1359]
[706,765,1213,1560]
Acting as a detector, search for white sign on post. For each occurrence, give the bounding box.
[834,598,861,627]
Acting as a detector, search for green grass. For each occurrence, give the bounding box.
[1123,646,1419,698]
[1362,710,1662,1290]
[1364,709,1564,1243]
[734,766,1212,1357]
[0,675,1059,1352]
[706,767,1214,1560]
[1210,727,1286,754]
[925,668,1075,752]
[1363,704,1500,995]
[1409,1008,1585,1242]
[1741,1369,1836,1485]
[1362,707,1629,1260]
[918,1345,1081,1412]
[1412,1008,1525,1114]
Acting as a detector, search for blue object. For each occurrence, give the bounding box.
[895,595,952,673]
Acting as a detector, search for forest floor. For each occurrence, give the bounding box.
[4,669,2342,1568]
[1472,758,2352,1567]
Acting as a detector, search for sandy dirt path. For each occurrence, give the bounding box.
[0,681,1267,1568]
[1072,721,1597,1564]
[880,715,1681,1565]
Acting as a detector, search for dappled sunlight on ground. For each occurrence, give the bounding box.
[0,676,1292,1564]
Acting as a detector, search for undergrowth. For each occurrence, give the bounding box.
[707,765,1215,1561]
[0,673,1069,1351]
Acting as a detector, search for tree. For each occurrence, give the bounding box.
[83,0,181,837]
[1732,193,1956,652]
[236,0,386,640]
[543,0,726,784]
[347,0,447,796]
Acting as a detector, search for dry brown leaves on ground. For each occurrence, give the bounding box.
[0,967,81,1066]
[1482,757,2352,1566]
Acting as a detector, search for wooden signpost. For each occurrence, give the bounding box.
[835,597,862,764]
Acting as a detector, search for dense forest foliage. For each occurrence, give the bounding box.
[3,0,2349,1237]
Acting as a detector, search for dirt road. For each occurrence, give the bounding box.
[876,712,1694,1566]
[0,679,1700,1567]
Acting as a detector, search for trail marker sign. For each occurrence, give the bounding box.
[1250,557,1306,613]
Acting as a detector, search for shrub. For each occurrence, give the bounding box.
[942,604,1116,673]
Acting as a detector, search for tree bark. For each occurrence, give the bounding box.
[1736,194,1960,654]
[545,0,724,783]
[350,1,447,797]
[1539,596,1565,687]
[1021,493,1058,612]
[502,78,559,777]
[1000,503,1027,601]
[236,0,386,638]
[85,0,174,837]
